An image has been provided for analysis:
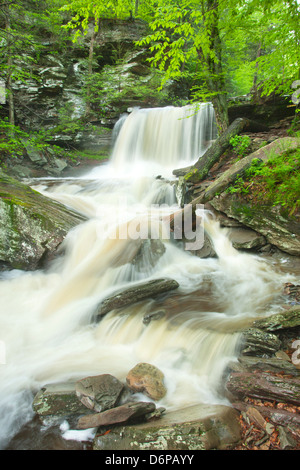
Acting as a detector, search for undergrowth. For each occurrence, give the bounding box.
[226,147,300,216]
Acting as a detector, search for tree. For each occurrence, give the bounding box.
[136,0,300,133]
[137,0,230,133]
[59,0,136,115]
[223,0,300,101]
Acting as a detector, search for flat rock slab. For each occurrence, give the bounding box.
[32,382,91,417]
[93,404,241,450]
[77,401,156,430]
[96,278,179,318]
[226,371,300,406]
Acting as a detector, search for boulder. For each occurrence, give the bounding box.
[75,374,125,413]
[0,171,86,270]
[77,401,156,430]
[227,227,267,250]
[131,238,166,272]
[126,363,167,401]
[210,192,300,256]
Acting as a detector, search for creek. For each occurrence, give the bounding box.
[0,104,296,450]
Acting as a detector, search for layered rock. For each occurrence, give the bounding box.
[210,193,300,256]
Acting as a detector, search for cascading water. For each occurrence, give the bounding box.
[109,103,217,176]
[0,104,294,449]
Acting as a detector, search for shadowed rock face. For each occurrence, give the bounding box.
[0,171,86,270]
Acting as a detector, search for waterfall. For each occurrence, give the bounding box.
[0,103,292,449]
[110,103,217,173]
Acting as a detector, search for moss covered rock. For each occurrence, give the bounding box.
[0,171,86,270]
[210,192,300,255]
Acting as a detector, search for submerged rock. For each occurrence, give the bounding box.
[0,171,86,270]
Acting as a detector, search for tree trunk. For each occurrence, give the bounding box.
[204,0,229,133]
[173,117,264,178]
[4,5,15,131]
[85,22,98,117]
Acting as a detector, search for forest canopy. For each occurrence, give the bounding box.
[0,0,299,134]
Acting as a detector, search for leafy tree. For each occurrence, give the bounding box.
[136,0,300,132]
[0,0,69,129]
[136,0,230,132]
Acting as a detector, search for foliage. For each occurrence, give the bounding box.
[82,64,168,111]
[229,135,252,159]
[226,149,300,216]
[0,118,29,158]
[59,0,134,39]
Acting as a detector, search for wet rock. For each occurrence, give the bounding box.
[210,192,300,256]
[126,363,167,401]
[93,404,241,450]
[228,355,299,377]
[240,327,282,356]
[143,309,166,325]
[226,370,300,406]
[194,234,216,258]
[227,227,267,250]
[0,171,87,270]
[131,238,166,272]
[253,306,300,332]
[75,374,125,412]
[77,401,156,430]
[32,382,91,418]
[96,278,179,318]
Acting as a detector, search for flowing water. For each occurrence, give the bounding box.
[0,104,296,449]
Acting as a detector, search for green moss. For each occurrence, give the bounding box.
[184,168,202,184]
[226,147,300,217]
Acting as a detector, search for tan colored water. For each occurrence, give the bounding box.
[0,105,295,449]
